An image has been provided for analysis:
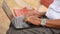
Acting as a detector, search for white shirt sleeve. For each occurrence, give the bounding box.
[46,0,60,19]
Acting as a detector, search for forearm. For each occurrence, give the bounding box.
[45,19,60,29]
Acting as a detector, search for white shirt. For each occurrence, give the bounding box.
[46,0,60,19]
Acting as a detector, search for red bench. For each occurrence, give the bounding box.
[40,0,54,8]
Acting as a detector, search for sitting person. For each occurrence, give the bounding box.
[24,0,60,29]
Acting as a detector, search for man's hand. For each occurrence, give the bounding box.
[25,10,41,17]
[24,9,46,22]
[26,16,41,25]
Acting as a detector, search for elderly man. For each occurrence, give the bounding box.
[25,0,60,29]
